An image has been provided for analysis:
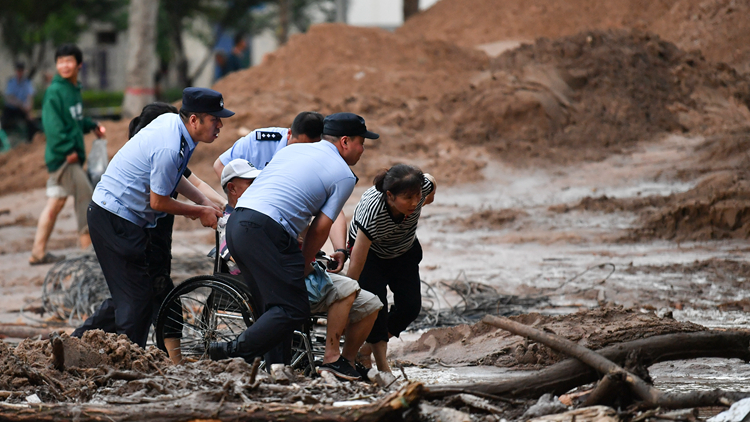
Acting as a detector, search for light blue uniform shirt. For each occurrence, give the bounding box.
[92,113,195,227]
[218,127,288,170]
[236,141,356,238]
[5,77,34,108]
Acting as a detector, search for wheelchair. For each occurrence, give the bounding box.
[154,232,329,376]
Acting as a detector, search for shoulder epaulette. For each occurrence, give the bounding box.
[255,131,283,141]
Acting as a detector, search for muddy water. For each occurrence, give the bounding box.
[395,135,750,394]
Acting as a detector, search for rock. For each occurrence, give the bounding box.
[522,393,568,419]
[269,363,294,385]
[527,405,619,422]
[708,397,750,422]
[419,403,471,422]
[319,370,341,386]
[371,371,398,389]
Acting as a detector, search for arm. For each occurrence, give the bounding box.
[150,189,222,229]
[300,213,334,276]
[424,173,437,206]
[213,157,225,179]
[187,172,227,210]
[41,92,75,158]
[327,210,348,273]
[175,176,221,210]
[346,228,372,281]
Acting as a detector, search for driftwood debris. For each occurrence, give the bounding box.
[427,327,750,400]
[475,315,750,409]
[0,324,53,340]
[0,382,425,422]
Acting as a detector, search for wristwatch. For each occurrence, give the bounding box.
[335,248,350,262]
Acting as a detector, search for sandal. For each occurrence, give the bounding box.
[29,252,65,266]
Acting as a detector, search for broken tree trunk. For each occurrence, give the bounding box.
[477,315,750,409]
[0,382,424,422]
[427,324,750,400]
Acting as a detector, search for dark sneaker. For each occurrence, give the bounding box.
[354,361,371,382]
[317,356,362,381]
[208,341,230,360]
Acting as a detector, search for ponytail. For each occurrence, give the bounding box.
[127,116,142,139]
[128,102,179,139]
[372,163,423,196]
[373,168,388,192]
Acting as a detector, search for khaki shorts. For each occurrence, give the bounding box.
[46,163,93,234]
[310,273,383,324]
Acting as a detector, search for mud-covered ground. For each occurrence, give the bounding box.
[0,3,749,418]
[1,130,749,421]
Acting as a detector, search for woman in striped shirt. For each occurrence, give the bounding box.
[346,164,436,373]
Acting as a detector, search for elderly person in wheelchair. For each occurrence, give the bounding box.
[215,159,382,381]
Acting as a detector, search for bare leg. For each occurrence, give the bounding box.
[79,232,91,250]
[164,338,183,365]
[322,292,356,364]
[341,310,378,364]
[30,197,67,261]
[371,340,391,373]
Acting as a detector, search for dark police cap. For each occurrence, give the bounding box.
[323,112,379,139]
[181,87,235,118]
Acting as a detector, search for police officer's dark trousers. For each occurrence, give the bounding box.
[73,202,153,347]
[225,207,310,363]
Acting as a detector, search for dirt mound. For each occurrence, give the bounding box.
[396,305,704,368]
[636,171,750,241]
[446,29,750,165]
[451,208,528,230]
[400,0,750,73]
[554,170,750,242]
[549,195,670,214]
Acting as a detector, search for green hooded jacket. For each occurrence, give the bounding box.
[41,74,97,172]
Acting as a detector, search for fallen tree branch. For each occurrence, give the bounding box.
[476,315,750,409]
[0,324,52,340]
[427,329,750,399]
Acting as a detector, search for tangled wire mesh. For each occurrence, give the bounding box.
[41,255,108,325]
[412,271,549,330]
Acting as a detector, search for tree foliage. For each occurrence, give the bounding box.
[0,0,126,78]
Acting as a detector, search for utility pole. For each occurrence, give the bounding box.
[335,0,347,23]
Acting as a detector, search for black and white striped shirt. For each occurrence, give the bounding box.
[348,176,434,259]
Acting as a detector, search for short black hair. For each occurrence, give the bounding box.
[55,44,83,65]
[233,33,246,46]
[291,111,324,139]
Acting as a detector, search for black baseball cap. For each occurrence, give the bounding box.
[181,87,235,118]
[323,112,379,139]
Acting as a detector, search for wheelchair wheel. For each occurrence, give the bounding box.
[155,275,258,360]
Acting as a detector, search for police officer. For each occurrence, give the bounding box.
[209,112,378,364]
[212,111,324,176]
[212,111,350,273]
[73,88,230,352]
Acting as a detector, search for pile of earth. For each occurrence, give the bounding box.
[399,0,750,73]
[451,208,528,230]
[1,23,747,196]
[554,170,750,242]
[393,305,704,368]
[0,330,388,406]
[445,29,750,165]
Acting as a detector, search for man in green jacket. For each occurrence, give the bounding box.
[29,44,105,265]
